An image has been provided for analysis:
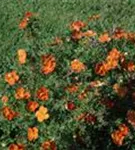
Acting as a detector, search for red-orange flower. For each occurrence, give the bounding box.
[3,106,18,121]
[70,21,86,31]
[19,12,33,29]
[9,143,25,150]
[119,124,129,136]
[37,86,49,101]
[126,62,135,72]
[25,12,33,18]
[71,59,86,73]
[41,54,56,75]
[27,127,38,141]
[111,124,129,146]
[19,18,28,30]
[99,33,111,43]
[15,87,31,100]
[5,71,19,86]
[41,140,57,150]
[111,130,125,146]
[17,49,27,64]
[27,101,39,112]
[112,28,127,40]
[35,106,49,122]
[65,84,79,93]
[95,62,108,76]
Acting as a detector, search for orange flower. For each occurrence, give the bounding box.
[19,18,28,29]
[106,60,118,70]
[71,31,83,41]
[118,124,129,136]
[41,140,57,150]
[9,143,25,150]
[113,84,128,97]
[3,106,18,121]
[41,54,56,75]
[37,86,49,101]
[35,106,49,122]
[27,101,39,112]
[111,130,125,146]
[71,59,86,73]
[1,95,8,103]
[126,62,135,72]
[27,127,38,141]
[25,12,33,18]
[5,71,19,86]
[83,30,97,37]
[106,48,121,62]
[127,110,135,127]
[15,87,31,100]
[111,124,129,146]
[65,84,79,93]
[95,62,108,76]
[99,33,111,43]
[70,21,86,31]
[17,49,27,64]
[19,12,33,29]
[112,28,127,40]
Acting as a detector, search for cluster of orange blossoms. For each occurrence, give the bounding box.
[2,13,135,149]
[19,12,33,29]
[111,124,129,146]
[41,54,56,75]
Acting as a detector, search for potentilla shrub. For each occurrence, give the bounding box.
[1,12,135,150]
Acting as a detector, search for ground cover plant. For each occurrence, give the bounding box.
[1,0,135,150]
